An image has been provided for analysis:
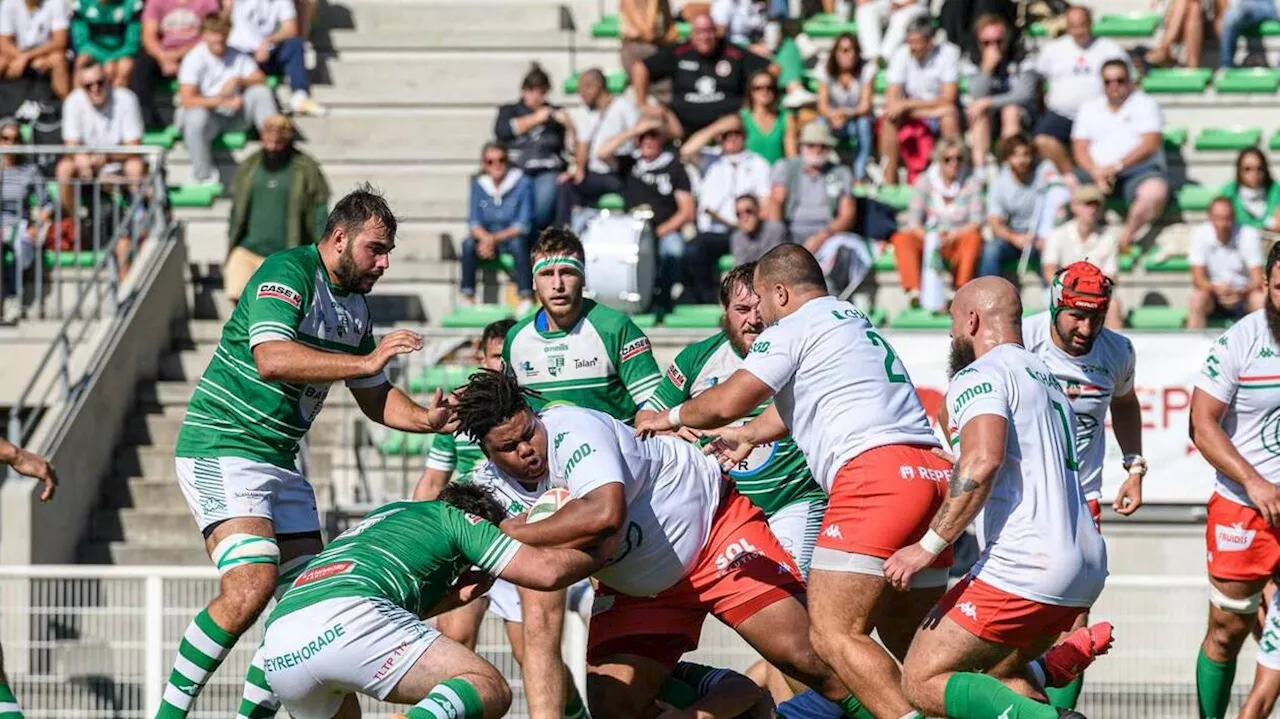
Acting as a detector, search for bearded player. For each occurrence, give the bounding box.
[1191,243,1280,719]
[885,277,1107,719]
[635,244,951,718]
[452,369,872,719]
[1021,261,1146,710]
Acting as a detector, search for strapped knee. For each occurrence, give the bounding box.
[274,553,315,599]
[211,534,279,576]
[1209,585,1262,614]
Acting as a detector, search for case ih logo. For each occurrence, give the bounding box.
[257,283,302,308]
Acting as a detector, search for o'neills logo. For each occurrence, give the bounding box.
[1215,523,1256,552]
[295,561,354,585]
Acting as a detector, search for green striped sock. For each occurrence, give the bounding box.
[236,644,280,719]
[0,680,24,719]
[155,609,238,719]
[406,677,486,719]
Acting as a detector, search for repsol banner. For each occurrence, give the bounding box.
[889,332,1220,505]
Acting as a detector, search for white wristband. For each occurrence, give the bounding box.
[918,529,950,555]
[667,404,683,429]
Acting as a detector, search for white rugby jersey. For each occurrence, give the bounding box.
[536,406,725,597]
[1022,312,1136,500]
[1195,311,1280,507]
[467,462,541,520]
[741,296,939,490]
[947,344,1108,607]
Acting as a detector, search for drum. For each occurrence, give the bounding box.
[580,212,655,315]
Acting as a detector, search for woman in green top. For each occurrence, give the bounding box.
[1222,148,1280,231]
[71,0,143,87]
[740,69,796,165]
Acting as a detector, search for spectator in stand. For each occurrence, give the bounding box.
[740,68,795,164]
[631,12,771,136]
[939,0,1018,64]
[596,114,694,315]
[0,0,71,100]
[980,133,1068,278]
[0,117,49,273]
[1188,196,1265,328]
[680,113,771,302]
[1071,58,1168,252]
[1220,0,1280,67]
[879,16,961,186]
[731,194,789,264]
[619,0,676,104]
[1031,5,1128,174]
[1222,147,1280,231]
[559,67,634,226]
[888,136,983,306]
[460,141,534,312]
[495,63,571,238]
[71,0,141,87]
[131,0,220,129]
[1145,0,1209,67]
[224,114,329,302]
[1041,183,1125,326]
[817,32,875,186]
[766,121,860,272]
[177,15,276,188]
[855,0,929,66]
[56,60,144,212]
[964,13,1036,174]
[711,0,768,50]
[225,0,324,115]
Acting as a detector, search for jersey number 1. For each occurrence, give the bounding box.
[1050,400,1079,471]
[866,330,908,384]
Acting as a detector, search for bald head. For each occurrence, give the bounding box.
[948,277,1024,373]
[752,244,828,325]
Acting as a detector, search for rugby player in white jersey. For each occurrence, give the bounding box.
[635,244,951,718]
[1191,243,1280,719]
[885,277,1108,719]
[1022,261,1145,710]
[451,369,871,719]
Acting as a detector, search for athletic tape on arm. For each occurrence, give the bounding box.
[211,534,280,576]
[1209,585,1263,614]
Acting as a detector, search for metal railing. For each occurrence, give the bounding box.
[2,145,172,454]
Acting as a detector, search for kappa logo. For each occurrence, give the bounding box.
[1215,522,1257,552]
[554,432,569,450]
[899,465,916,480]
[823,524,843,540]
[621,337,652,362]
[256,282,302,309]
[956,601,979,621]
[666,364,687,390]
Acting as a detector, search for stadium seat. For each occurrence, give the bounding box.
[167,183,222,207]
[717,255,735,273]
[597,193,625,211]
[1271,131,1280,152]
[1194,127,1261,151]
[876,185,913,211]
[664,304,723,329]
[802,13,858,37]
[1093,12,1162,36]
[562,70,629,95]
[1142,251,1191,272]
[873,244,897,272]
[1118,246,1141,273]
[1126,306,1187,330]
[590,15,620,37]
[890,307,951,329]
[631,313,659,328]
[477,253,517,275]
[165,75,280,93]
[1141,68,1213,93]
[1244,19,1280,36]
[1163,127,1188,149]
[213,131,249,151]
[1215,68,1280,93]
[378,430,428,457]
[865,306,887,327]
[142,126,180,149]
[874,70,887,95]
[1175,184,1215,212]
[409,365,477,394]
[441,304,514,329]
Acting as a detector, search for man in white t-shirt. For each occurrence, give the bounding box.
[1041,184,1125,325]
[880,16,961,185]
[710,0,767,48]
[176,15,277,187]
[886,277,1108,719]
[1189,196,1266,328]
[225,0,323,115]
[0,0,70,98]
[556,68,632,226]
[451,371,863,719]
[1071,59,1168,252]
[855,0,929,66]
[636,244,952,718]
[1031,5,1128,174]
[55,60,144,212]
[1190,242,1280,719]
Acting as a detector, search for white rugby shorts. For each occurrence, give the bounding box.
[175,456,320,535]
[766,499,826,581]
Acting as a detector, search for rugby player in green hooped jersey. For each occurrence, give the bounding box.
[636,261,829,707]
[158,187,460,719]
[501,226,662,719]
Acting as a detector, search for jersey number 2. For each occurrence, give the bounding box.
[866,331,908,384]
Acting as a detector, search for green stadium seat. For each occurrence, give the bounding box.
[1244,19,1280,36]
[631,313,659,329]
[45,250,103,268]
[563,70,629,95]
[213,131,249,151]
[865,306,887,327]
[597,193,625,211]
[1143,252,1191,273]
[1270,131,1280,152]
[142,125,180,148]
[1194,127,1261,151]
[669,304,724,321]
[409,365,478,394]
[591,14,620,37]
[1127,306,1187,330]
[1215,68,1280,93]
[1117,246,1141,273]
[890,307,951,329]
[1175,184,1216,212]
[663,311,723,329]
[717,255,735,273]
[165,75,279,93]
[874,70,887,95]
[167,183,222,207]
[802,13,858,37]
[1093,12,1162,37]
[1141,68,1213,93]
[478,253,517,275]
[1163,127,1188,149]
[876,185,913,211]
[873,244,897,272]
[441,304,514,329]
[378,431,428,457]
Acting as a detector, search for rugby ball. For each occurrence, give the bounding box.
[527,488,571,523]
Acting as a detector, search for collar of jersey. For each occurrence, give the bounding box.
[535,300,591,336]
[311,245,350,297]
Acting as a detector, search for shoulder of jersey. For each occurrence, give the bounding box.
[583,299,629,327]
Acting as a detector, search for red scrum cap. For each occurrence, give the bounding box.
[1051,261,1114,315]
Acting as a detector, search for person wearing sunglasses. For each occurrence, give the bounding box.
[817,32,875,186]
[459,142,535,314]
[55,58,145,213]
[740,68,796,165]
[964,13,1035,176]
[1070,58,1169,255]
[1222,147,1280,232]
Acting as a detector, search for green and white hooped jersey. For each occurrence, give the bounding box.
[646,331,826,516]
[504,299,661,422]
[175,245,386,469]
[269,500,522,624]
